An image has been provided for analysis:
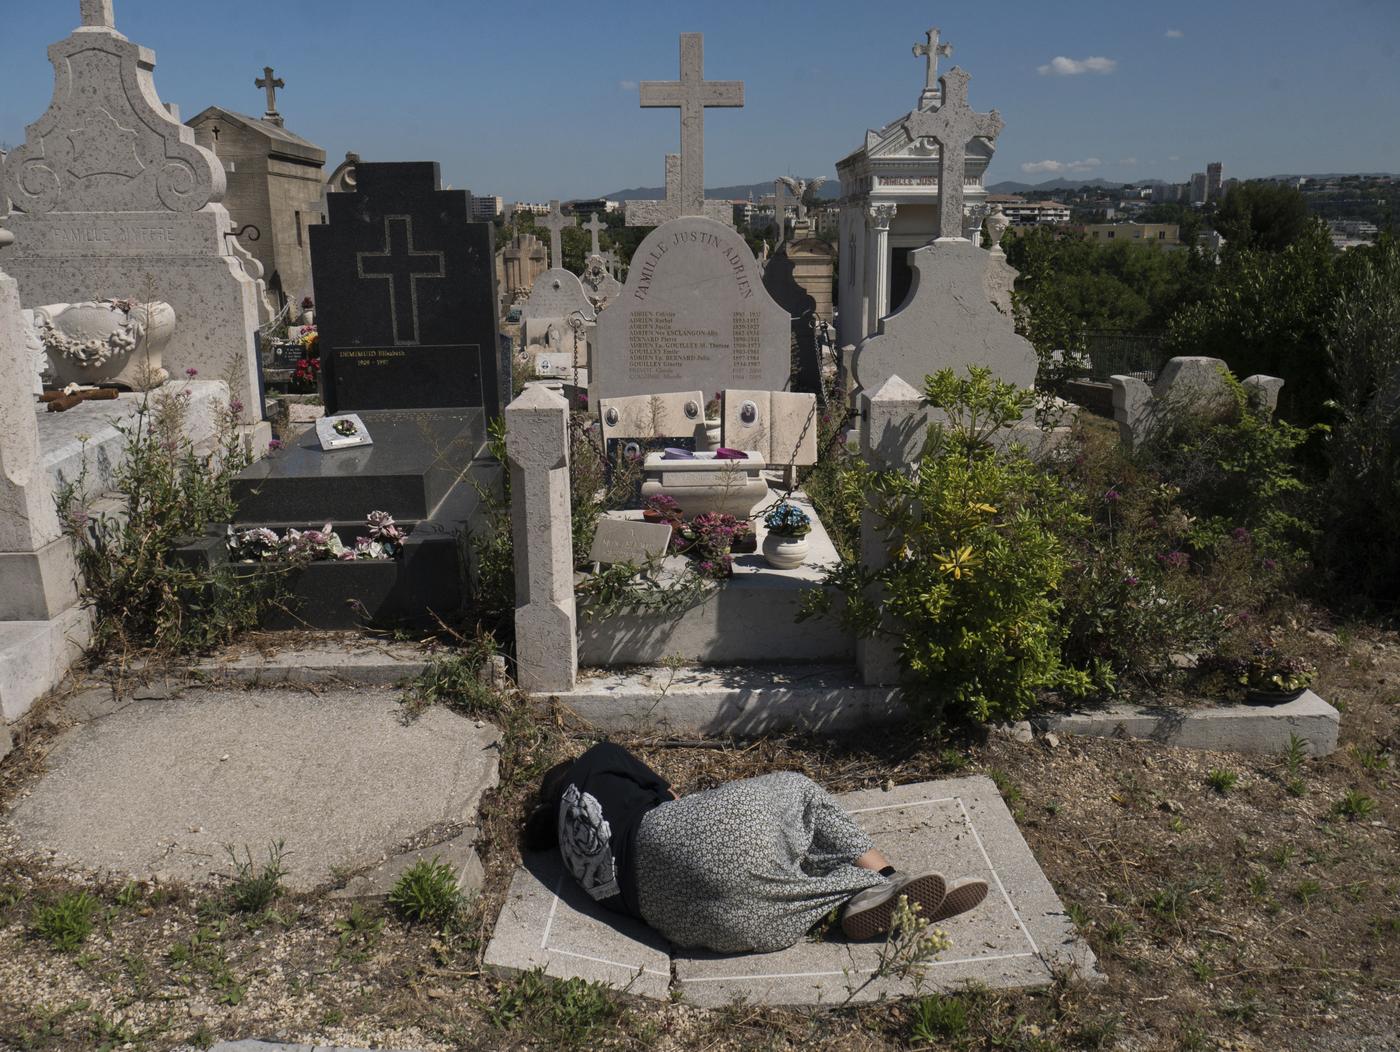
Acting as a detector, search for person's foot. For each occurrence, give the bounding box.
[841,871,945,940]
[927,877,988,922]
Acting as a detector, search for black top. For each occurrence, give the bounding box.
[557,742,671,919]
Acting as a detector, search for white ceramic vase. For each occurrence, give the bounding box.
[762,532,809,570]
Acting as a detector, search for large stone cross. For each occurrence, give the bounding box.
[538,201,574,270]
[357,216,445,346]
[913,27,954,108]
[902,68,1003,239]
[583,212,606,257]
[256,66,285,120]
[639,32,743,217]
[80,0,115,29]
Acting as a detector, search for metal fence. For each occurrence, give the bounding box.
[1082,330,1168,381]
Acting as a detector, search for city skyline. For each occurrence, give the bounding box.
[2,0,1397,202]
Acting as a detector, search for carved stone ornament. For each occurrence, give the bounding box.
[1,7,224,215]
[30,299,176,390]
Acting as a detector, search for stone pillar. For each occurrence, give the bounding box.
[0,226,79,623]
[857,375,928,686]
[505,385,577,694]
[869,204,897,325]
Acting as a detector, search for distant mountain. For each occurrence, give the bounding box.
[592,179,842,203]
[986,178,1128,194]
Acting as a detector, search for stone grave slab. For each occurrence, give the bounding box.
[484,849,673,1000]
[721,390,819,467]
[483,776,1094,1004]
[315,413,373,451]
[522,269,595,326]
[592,217,791,401]
[310,162,502,417]
[852,238,1036,398]
[4,687,499,891]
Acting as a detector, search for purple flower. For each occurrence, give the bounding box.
[1104,488,1121,504]
[267,439,283,451]
[1125,575,1139,586]
[68,508,90,529]
[1263,558,1278,571]
[229,398,245,416]
[1232,526,1250,542]
[185,367,198,379]
[1157,550,1190,570]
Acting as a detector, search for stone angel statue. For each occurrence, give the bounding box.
[777,176,828,223]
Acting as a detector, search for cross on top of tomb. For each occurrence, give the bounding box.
[901,67,1003,239]
[639,32,743,218]
[913,27,954,108]
[538,201,575,270]
[583,212,607,257]
[256,66,285,125]
[80,0,115,29]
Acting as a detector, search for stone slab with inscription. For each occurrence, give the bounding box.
[310,162,502,417]
[591,217,791,401]
[521,269,595,325]
[315,413,373,451]
[721,390,819,467]
[588,519,673,566]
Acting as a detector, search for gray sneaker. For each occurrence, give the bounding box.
[841,871,946,940]
[927,877,988,922]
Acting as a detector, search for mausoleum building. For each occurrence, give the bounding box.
[188,71,326,310]
[836,28,998,350]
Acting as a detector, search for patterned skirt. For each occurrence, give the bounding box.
[634,771,886,953]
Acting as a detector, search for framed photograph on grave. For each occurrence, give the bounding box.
[604,436,697,506]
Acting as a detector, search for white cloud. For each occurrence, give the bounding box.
[1165,29,1185,38]
[619,80,638,91]
[1021,157,1103,175]
[1037,55,1118,76]
[1118,157,1139,166]
[1168,154,1181,161]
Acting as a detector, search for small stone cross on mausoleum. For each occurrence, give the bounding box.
[356,216,445,346]
[901,66,1003,239]
[537,201,575,270]
[913,27,954,108]
[256,66,285,125]
[583,212,606,257]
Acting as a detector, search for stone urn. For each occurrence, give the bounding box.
[762,532,809,570]
[984,206,1011,252]
[35,299,176,391]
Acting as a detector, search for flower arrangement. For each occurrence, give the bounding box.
[764,502,812,537]
[291,355,320,392]
[301,296,315,310]
[333,418,359,438]
[227,511,409,564]
[1236,640,1316,697]
[642,493,683,526]
[299,325,319,353]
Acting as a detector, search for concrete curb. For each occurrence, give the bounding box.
[1032,690,1340,757]
[193,643,432,688]
[545,665,907,736]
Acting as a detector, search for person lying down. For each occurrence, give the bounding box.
[522,742,988,954]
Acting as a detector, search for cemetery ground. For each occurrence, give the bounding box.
[0,620,1395,1051]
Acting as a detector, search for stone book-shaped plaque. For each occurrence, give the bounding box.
[589,519,674,567]
[315,413,373,451]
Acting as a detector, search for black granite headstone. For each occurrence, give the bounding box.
[310,162,502,417]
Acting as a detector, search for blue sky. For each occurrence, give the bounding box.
[2,0,1397,200]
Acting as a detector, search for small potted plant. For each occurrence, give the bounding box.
[762,501,812,569]
[300,296,315,325]
[642,493,682,526]
[1237,640,1316,705]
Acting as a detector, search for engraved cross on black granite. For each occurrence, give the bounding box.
[356,215,445,346]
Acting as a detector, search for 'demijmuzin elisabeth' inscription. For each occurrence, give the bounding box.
[593,216,789,399]
[310,162,501,416]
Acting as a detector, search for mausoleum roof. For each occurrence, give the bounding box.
[188,107,326,166]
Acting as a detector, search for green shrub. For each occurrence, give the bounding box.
[58,382,266,658]
[30,890,99,952]
[909,993,970,1042]
[389,857,464,926]
[1319,235,1400,607]
[808,367,1099,725]
[488,969,621,1047]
